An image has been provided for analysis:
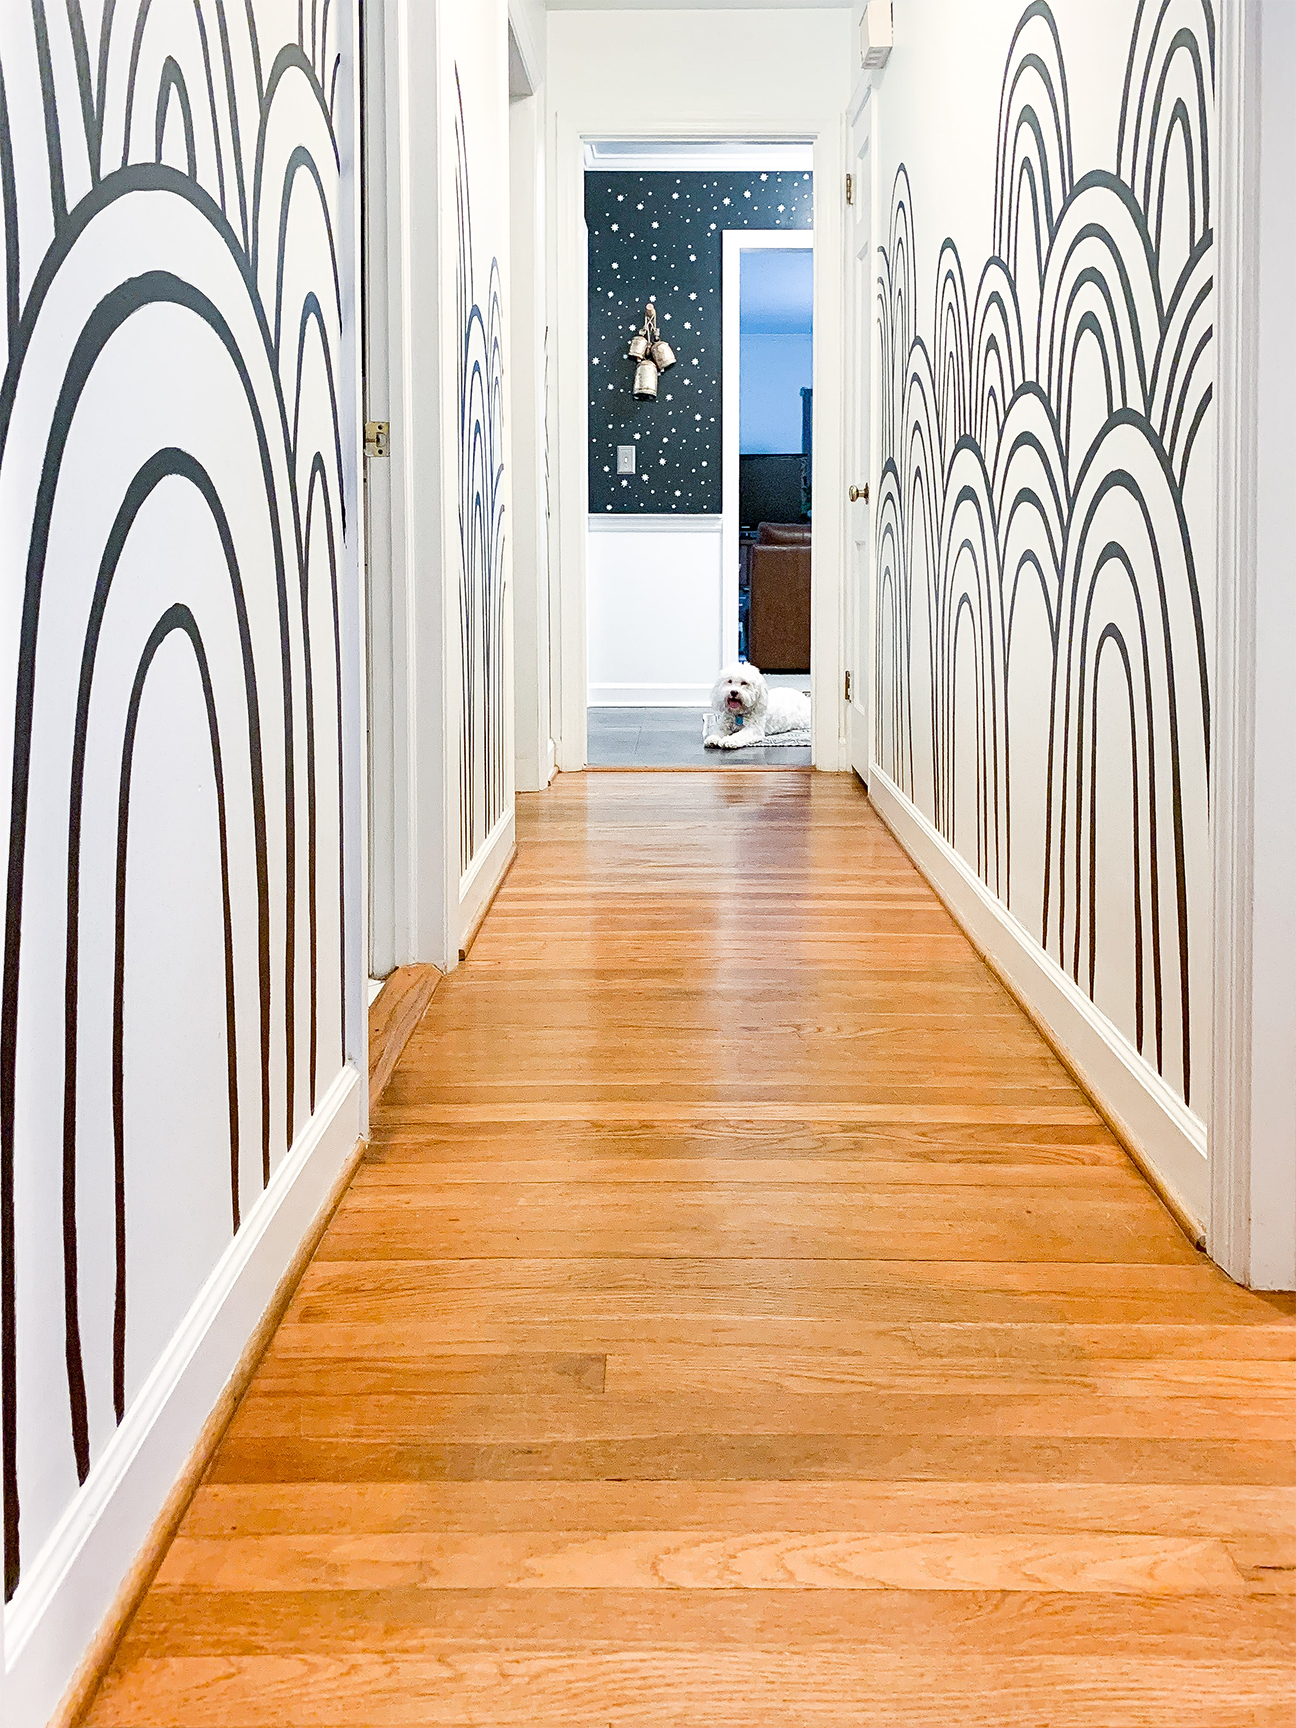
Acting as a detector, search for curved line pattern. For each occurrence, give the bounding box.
[155,56,197,178]
[454,65,507,875]
[876,0,1213,1113]
[1,3,351,1600]
[112,602,234,1421]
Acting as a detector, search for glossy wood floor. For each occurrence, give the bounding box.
[89,772,1296,1726]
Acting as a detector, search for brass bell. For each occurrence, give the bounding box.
[628,332,650,361]
[650,338,676,372]
[632,359,659,399]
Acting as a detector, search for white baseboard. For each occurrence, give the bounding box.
[868,769,1209,1235]
[458,809,516,955]
[588,683,711,707]
[517,741,558,794]
[3,1064,363,1728]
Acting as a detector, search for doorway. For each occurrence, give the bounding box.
[581,143,815,767]
[723,232,813,757]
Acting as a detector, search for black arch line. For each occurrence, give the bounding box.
[3,0,348,1596]
[5,275,288,1496]
[154,56,197,179]
[63,450,272,1435]
[112,603,237,1422]
[454,64,507,876]
[874,0,1213,1132]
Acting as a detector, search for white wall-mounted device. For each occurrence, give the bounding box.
[860,1,893,69]
[617,445,636,474]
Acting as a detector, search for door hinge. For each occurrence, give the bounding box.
[364,420,390,458]
[845,172,854,206]
[845,670,853,703]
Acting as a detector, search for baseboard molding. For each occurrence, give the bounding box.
[368,964,441,1103]
[458,811,517,960]
[588,683,711,707]
[7,1066,364,1728]
[868,769,1209,1239]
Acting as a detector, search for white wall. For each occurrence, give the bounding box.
[439,0,517,944]
[510,58,554,790]
[868,0,1215,1228]
[0,5,364,1720]
[588,517,723,705]
[546,7,852,767]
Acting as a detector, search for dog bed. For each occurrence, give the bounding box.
[701,717,812,749]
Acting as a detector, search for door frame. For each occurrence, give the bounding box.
[721,229,814,671]
[550,117,849,771]
[844,73,878,781]
[1209,0,1296,1290]
[360,0,466,978]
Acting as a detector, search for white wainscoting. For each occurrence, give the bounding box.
[587,514,723,707]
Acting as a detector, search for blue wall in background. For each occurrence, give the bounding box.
[738,248,813,454]
[740,334,813,453]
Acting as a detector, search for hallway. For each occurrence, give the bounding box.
[86,774,1295,1725]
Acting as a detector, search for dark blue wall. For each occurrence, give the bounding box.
[586,171,813,514]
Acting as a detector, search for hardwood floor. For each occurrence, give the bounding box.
[87,772,1296,1726]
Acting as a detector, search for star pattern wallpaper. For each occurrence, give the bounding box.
[586,171,813,514]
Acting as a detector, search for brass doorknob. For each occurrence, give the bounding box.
[849,483,869,503]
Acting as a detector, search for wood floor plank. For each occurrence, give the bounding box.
[114,1587,1296,1662]
[177,1479,1296,1539]
[221,1389,1296,1444]
[265,1319,1296,1363]
[252,1349,1296,1399]
[152,1528,1247,1595]
[204,1431,1296,1487]
[84,772,1296,1727]
[85,1650,1296,1727]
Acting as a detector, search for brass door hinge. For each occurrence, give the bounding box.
[845,670,853,703]
[364,420,389,458]
[845,172,854,206]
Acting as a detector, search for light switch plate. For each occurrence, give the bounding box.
[617,445,636,474]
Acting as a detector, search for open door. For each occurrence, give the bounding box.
[844,82,875,782]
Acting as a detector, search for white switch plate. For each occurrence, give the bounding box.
[617,445,636,474]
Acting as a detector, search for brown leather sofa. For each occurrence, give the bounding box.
[746,522,811,672]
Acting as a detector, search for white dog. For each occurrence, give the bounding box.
[703,663,811,748]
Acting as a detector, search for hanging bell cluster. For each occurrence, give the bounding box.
[628,302,675,400]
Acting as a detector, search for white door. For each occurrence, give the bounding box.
[844,83,876,781]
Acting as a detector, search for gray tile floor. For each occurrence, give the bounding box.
[588,679,812,768]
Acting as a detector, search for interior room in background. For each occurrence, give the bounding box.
[583,153,814,763]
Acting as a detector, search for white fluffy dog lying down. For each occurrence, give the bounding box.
[703,663,812,748]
